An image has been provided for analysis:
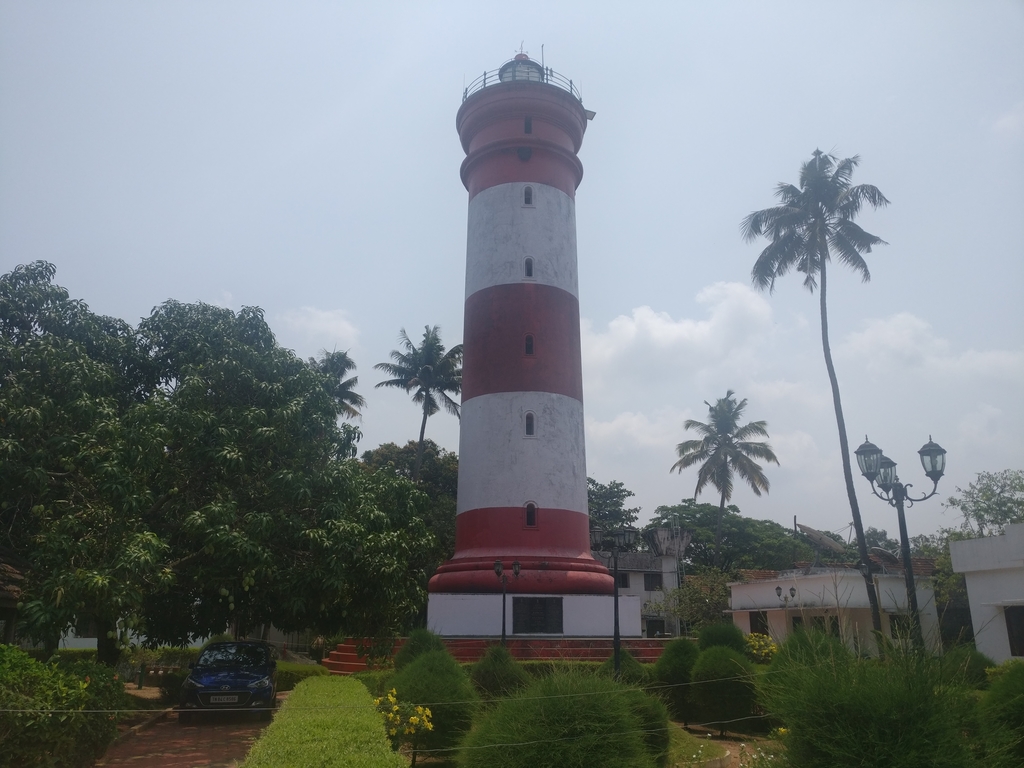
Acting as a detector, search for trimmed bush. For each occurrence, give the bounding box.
[390,649,477,755]
[622,687,671,767]
[690,646,756,735]
[0,645,128,768]
[354,669,396,698]
[980,660,1024,768]
[457,671,656,768]
[759,636,979,768]
[241,676,404,768]
[940,645,995,690]
[276,660,328,692]
[698,622,746,654]
[597,647,652,686]
[653,638,700,723]
[393,628,447,671]
[470,644,531,700]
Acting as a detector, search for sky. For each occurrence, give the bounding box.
[2,1,1022,542]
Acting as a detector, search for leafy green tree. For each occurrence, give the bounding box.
[587,477,641,533]
[645,499,813,571]
[671,391,779,568]
[743,149,889,633]
[374,326,463,482]
[945,469,1024,536]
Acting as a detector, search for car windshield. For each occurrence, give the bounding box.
[196,643,269,668]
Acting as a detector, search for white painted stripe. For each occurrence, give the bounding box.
[465,182,578,300]
[457,391,588,515]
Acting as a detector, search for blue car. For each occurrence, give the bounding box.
[179,641,278,724]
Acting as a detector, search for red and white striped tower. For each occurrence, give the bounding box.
[429,55,624,636]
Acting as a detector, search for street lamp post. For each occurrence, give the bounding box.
[493,560,521,646]
[855,436,947,648]
[591,526,638,679]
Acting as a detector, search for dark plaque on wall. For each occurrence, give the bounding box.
[512,596,563,634]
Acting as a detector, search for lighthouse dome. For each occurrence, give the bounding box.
[498,54,544,83]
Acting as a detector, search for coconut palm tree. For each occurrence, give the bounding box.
[672,391,779,568]
[742,149,889,633]
[314,349,365,419]
[375,326,462,482]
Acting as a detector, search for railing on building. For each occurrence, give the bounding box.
[463,62,582,103]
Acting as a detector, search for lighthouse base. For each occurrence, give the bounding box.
[427,593,642,638]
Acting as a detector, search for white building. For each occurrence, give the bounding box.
[592,551,678,638]
[949,523,1024,664]
[729,562,943,655]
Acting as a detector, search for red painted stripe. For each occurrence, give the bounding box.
[461,143,582,200]
[428,563,613,595]
[462,283,582,402]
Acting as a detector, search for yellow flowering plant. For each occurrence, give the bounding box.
[373,688,434,764]
[745,632,779,664]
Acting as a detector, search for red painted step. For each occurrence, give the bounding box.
[322,636,677,675]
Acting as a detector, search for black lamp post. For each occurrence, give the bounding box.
[493,559,520,645]
[591,526,638,679]
[855,436,947,648]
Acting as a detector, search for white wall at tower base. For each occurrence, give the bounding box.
[427,593,641,637]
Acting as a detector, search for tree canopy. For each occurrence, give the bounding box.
[944,469,1024,536]
[0,262,435,661]
[587,478,641,530]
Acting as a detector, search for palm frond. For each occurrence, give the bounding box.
[837,183,890,220]
[732,420,771,441]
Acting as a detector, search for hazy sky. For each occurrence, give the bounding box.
[2,1,1022,541]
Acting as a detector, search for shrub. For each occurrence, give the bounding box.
[698,622,746,654]
[520,659,601,678]
[759,635,978,768]
[940,645,995,689]
[276,661,328,692]
[393,628,447,671]
[0,645,127,768]
[470,644,531,700]
[241,676,404,768]
[979,660,1024,768]
[653,638,700,723]
[622,687,671,767]
[354,669,396,698]
[457,671,656,768]
[690,646,756,735]
[597,647,652,686]
[390,649,477,755]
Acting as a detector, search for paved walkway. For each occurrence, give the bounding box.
[97,693,290,768]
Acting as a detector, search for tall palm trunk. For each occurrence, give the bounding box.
[413,403,429,482]
[713,487,728,569]
[818,252,883,635]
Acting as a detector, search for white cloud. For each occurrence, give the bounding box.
[277,307,360,352]
[993,101,1024,140]
[586,408,687,451]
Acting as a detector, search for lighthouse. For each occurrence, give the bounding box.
[428,55,639,638]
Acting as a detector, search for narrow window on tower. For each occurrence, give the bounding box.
[523,186,533,205]
[524,334,534,355]
[525,503,537,527]
[524,116,532,134]
[524,257,534,278]
[525,411,535,436]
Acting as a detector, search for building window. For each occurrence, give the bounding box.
[791,616,804,631]
[617,572,630,589]
[525,503,537,527]
[524,334,534,355]
[523,186,533,205]
[524,257,534,278]
[646,619,666,638]
[644,573,663,591]
[513,596,563,634]
[525,412,535,436]
[524,116,532,134]
[1005,606,1024,656]
[749,611,769,636]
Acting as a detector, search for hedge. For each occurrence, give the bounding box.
[276,661,329,692]
[240,676,404,768]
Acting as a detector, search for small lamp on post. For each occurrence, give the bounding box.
[592,525,638,679]
[855,435,947,648]
[494,559,521,646]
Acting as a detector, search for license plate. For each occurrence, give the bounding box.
[209,695,238,704]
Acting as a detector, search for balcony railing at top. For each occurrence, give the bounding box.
[463,64,582,103]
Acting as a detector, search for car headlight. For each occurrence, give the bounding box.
[183,677,204,689]
[248,677,272,689]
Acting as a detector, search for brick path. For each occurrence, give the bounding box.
[97,693,290,768]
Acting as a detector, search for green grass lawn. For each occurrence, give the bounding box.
[668,725,728,766]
